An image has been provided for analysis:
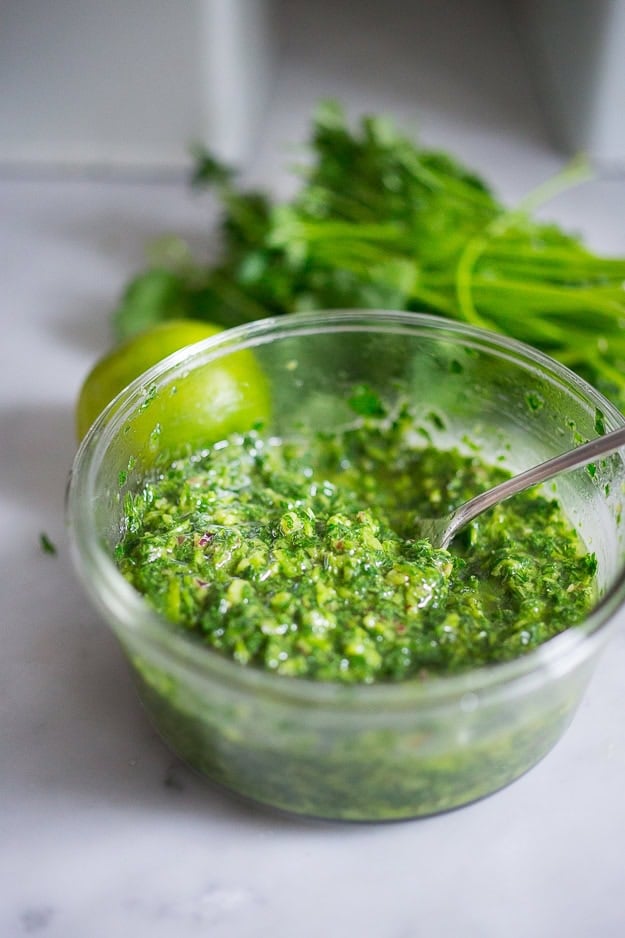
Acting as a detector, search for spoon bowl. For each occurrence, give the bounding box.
[417,425,625,549]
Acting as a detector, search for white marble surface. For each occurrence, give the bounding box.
[2,2,625,936]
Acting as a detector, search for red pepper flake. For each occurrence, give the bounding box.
[198,532,214,547]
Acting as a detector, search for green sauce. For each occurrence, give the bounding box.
[116,402,596,684]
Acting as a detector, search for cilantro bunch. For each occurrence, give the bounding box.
[114,101,625,410]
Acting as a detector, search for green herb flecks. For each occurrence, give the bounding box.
[39,532,57,555]
[116,408,596,684]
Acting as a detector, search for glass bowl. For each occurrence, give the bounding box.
[67,310,625,821]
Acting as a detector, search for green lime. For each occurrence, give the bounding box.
[75,320,270,452]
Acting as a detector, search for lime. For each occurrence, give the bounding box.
[75,319,270,452]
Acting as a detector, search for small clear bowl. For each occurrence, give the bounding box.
[67,310,625,821]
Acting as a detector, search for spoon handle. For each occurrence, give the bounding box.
[444,424,625,547]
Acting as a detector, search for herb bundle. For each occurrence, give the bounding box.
[114,101,625,409]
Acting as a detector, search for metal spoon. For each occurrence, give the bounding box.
[416,425,625,549]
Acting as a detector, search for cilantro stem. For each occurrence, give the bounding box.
[113,101,625,411]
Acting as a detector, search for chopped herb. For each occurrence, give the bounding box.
[427,411,446,431]
[39,532,57,555]
[138,383,158,413]
[526,391,545,412]
[116,405,596,683]
[348,384,386,417]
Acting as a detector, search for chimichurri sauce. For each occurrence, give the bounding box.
[116,404,597,683]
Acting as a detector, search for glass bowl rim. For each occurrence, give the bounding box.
[67,308,625,711]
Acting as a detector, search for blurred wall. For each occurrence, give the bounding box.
[0,0,274,172]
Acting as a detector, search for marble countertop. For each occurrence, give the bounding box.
[2,2,625,935]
